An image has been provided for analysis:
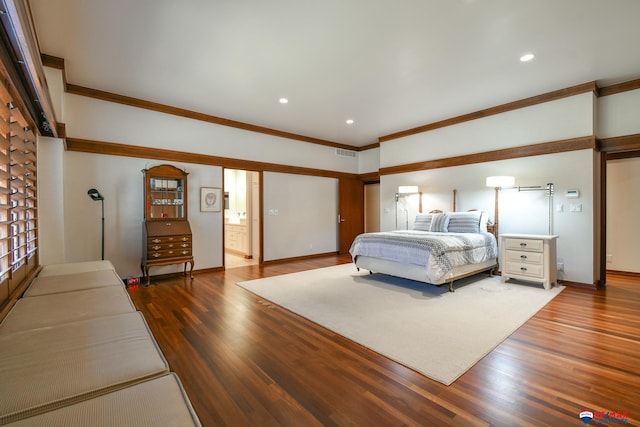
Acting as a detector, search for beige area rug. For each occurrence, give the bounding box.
[237,264,564,385]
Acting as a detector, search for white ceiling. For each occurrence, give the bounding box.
[29,0,640,147]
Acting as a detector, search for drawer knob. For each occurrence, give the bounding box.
[181,243,189,248]
[181,237,188,241]
[152,245,161,250]
[181,250,189,255]
[152,239,161,243]
[520,267,527,271]
[165,223,171,226]
[152,253,161,258]
[520,242,527,247]
[520,255,527,259]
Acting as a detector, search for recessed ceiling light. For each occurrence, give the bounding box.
[520,53,535,62]
[346,119,354,124]
[279,98,288,104]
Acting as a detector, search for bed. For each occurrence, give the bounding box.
[349,210,498,292]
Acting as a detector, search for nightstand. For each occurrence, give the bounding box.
[500,234,559,290]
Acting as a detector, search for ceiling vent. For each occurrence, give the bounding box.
[335,148,357,158]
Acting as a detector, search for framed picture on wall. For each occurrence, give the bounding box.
[200,187,222,212]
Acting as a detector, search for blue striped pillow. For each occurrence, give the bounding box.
[447,211,483,233]
[429,213,450,232]
[412,213,433,231]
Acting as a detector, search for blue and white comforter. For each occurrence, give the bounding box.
[349,230,497,282]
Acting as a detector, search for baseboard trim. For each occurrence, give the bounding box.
[606,269,640,278]
[558,279,599,290]
[262,252,340,266]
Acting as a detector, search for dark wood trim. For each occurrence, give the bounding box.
[65,137,359,180]
[606,269,640,278]
[558,279,599,290]
[41,53,68,91]
[379,136,597,176]
[607,150,640,160]
[599,134,640,154]
[193,267,225,275]
[598,152,607,287]
[358,171,380,183]
[55,122,66,138]
[65,83,362,151]
[358,142,380,151]
[379,82,598,142]
[598,78,640,97]
[40,53,65,70]
[261,251,339,266]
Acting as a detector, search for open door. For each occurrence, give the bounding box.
[338,178,364,254]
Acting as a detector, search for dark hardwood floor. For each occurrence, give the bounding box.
[127,256,640,426]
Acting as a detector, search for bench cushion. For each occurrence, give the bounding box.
[0,287,136,334]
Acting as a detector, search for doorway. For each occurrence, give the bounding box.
[224,169,261,268]
[605,153,640,278]
[364,182,380,232]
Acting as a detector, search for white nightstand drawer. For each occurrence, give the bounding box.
[505,262,544,279]
[504,238,543,252]
[505,250,543,265]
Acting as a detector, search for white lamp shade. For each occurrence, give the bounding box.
[486,176,515,188]
[398,185,419,194]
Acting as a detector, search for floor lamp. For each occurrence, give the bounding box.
[87,188,105,260]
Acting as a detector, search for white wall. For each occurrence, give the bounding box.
[263,172,338,261]
[381,93,595,167]
[63,94,359,174]
[37,136,65,265]
[597,88,640,138]
[607,158,640,273]
[358,146,380,174]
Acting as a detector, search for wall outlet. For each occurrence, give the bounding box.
[606,254,613,263]
[557,262,564,272]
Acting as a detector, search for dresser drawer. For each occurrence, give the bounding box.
[504,262,544,279]
[147,235,192,245]
[148,240,192,251]
[505,250,543,265]
[148,248,193,259]
[504,238,543,252]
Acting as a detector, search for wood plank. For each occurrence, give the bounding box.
[127,257,640,426]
